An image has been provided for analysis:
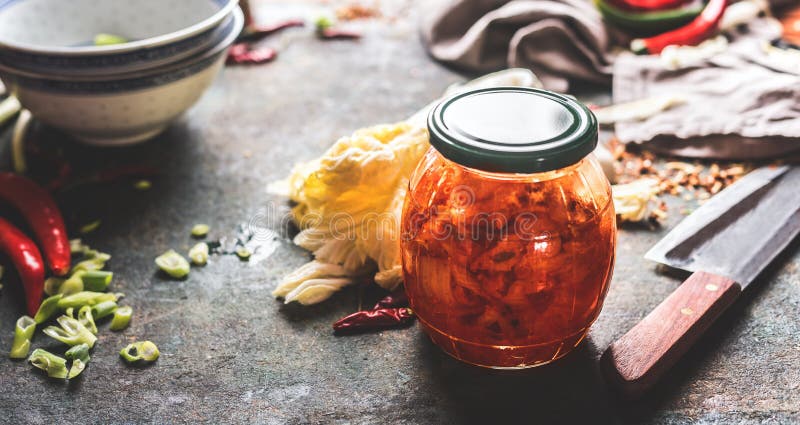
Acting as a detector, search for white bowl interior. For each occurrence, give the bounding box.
[0,0,221,48]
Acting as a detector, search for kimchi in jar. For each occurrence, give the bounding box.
[401,87,616,369]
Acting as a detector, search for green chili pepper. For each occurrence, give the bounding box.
[28,348,68,379]
[155,249,190,278]
[191,224,210,238]
[43,315,98,348]
[110,306,132,331]
[10,315,36,359]
[81,270,113,291]
[120,341,159,364]
[44,277,65,296]
[594,0,703,33]
[58,271,86,295]
[65,343,91,379]
[188,242,209,266]
[34,294,63,324]
[90,300,118,320]
[57,291,120,310]
[235,247,251,261]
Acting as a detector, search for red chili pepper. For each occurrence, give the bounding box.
[609,0,691,11]
[333,308,415,333]
[373,289,409,310]
[0,173,70,276]
[227,43,278,65]
[239,19,305,41]
[631,0,728,54]
[0,217,46,315]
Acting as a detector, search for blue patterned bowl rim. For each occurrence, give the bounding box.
[0,0,238,55]
[0,7,243,94]
[0,12,233,73]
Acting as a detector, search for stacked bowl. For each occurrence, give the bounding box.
[0,0,243,145]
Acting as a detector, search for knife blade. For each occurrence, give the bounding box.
[602,166,800,398]
[645,165,800,286]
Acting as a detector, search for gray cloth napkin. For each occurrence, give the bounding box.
[420,0,626,92]
[613,19,800,160]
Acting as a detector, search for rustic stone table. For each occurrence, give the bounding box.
[1,1,798,423]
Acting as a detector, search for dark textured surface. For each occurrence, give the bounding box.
[1,1,799,424]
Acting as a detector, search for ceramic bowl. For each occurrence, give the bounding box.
[0,7,243,146]
[0,0,239,76]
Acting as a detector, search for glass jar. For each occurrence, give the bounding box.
[401,87,616,369]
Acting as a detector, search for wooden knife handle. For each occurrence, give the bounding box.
[601,271,741,398]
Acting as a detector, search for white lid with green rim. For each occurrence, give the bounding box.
[427,87,598,174]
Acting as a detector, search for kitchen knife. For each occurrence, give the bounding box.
[601,165,800,398]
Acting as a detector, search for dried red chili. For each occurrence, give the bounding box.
[227,43,278,65]
[0,217,46,315]
[333,308,415,333]
[317,28,362,40]
[373,289,409,309]
[0,172,70,276]
[239,19,305,41]
[631,0,727,54]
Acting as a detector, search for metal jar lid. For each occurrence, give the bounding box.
[427,87,598,174]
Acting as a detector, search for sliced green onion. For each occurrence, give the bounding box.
[90,300,118,320]
[58,271,85,295]
[188,242,209,266]
[315,16,334,33]
[34,294,63,324]
[120,341,159,364]
[69,238,86,254]
[0,95,21,127]
[43,315,97,348]
[79,220,101,235]
[133,179,151,190]
[77,306,98,334]
[235,247,251,261]
[83,250,111,262]
[155,249,190,279]
[68,358,87,379]
[57,291,120,310]
[65,343,90,363]
[65,343,91,379]
[94,33,128,46]
[191,224,210,238]
[44,277,65,296]
[71,258,107,274]
[109,306,132,331]
[28,348,68,379]
[81,270,113,292]
[12,109,31,174]
[10,316,36,359]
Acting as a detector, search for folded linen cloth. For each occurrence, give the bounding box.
[420,0,626,92]
[613,18,800,160]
